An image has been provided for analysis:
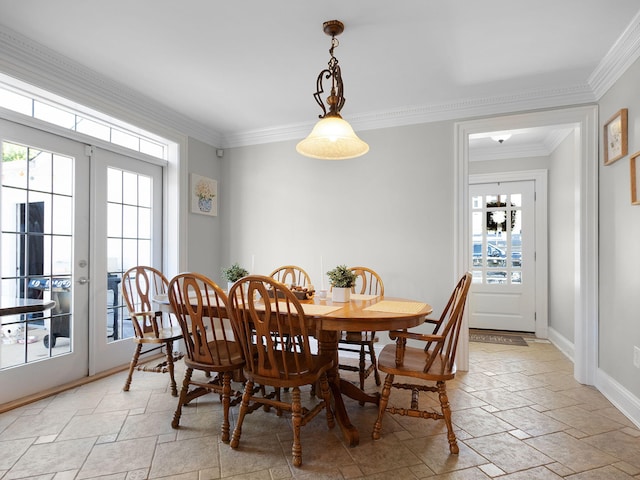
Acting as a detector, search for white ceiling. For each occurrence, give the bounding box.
[0,1,639,154]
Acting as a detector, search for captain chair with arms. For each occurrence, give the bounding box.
[337,266,384,392]
[168,272,245,442]
[372,272,472,454]
[121,266,183,396]
[228,275,334,467]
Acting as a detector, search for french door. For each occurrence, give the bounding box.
[0,121,164,404]
[0,120,90,403]
[90,147,163,373]
[468,180,536,332]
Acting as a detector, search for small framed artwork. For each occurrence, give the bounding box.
[191,173,217,216]
[631,152,640,205]
[604,108,628,165]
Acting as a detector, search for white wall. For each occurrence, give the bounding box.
[220,122,460,332]
[548,131,576,341]
[598,57,640,401]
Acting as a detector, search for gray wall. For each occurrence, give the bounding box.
[185,137,224,278]
[598,57,640,400]
[548,131,577,341]
[220,122,458,325]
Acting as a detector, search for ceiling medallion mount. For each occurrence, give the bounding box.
[296,19,369,160]
[323,19,344,37]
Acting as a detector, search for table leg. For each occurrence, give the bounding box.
[338,378,380,406]
[317,329,360,447]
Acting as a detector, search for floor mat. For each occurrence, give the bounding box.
[469,330,528,346]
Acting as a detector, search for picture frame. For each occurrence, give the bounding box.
[604,108,628,165]
[631,152,640,205]
[190,173,217,216]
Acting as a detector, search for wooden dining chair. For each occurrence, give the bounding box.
[269,265,312,287]
[227,275,334,467]
[168,272,245,442]
[337,266,384,392]
[121,266,183,396]
[372,272,472,454]
[269,265,312,352]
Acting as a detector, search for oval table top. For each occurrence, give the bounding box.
[302,293,433,332]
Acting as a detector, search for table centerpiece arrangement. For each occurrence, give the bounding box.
[326,264,357,302]
[222,263,249,292]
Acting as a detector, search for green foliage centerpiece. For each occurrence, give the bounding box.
[222,263,249,291]
[326,264,357,302]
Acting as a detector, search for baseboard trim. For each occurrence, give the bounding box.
[596,368,640,429]
[547,326,574,362]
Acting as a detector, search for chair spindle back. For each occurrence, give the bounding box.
[168,272,237,368]
[229,275,315,381]
[423,272,472,373]
[121,266,170,338]
[349,266,384,296]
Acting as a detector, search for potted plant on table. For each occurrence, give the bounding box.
[326,264,357,302]
[221,263,249,292]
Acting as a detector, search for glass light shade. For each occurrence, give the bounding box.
[296,115,369,160]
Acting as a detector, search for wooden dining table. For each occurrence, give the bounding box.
[156,289,432,447]
[0,297,56,316]
[298,292,433,446]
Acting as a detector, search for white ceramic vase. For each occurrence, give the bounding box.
[332,287,351,302]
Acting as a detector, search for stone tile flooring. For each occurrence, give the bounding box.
[1,338,640,479]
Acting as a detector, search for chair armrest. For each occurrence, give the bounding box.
[389,330,443,343]
[388,329,445,366]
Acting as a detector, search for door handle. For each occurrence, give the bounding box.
[77,277,89,285]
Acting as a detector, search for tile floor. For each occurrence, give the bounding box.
[1,337,640,479]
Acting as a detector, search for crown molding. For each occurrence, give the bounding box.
[589,9,640,100]
[544,127,574,152]
[223,85,595,148]
[0,26,223,147]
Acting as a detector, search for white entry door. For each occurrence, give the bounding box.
[468,180,536,332]
[0,120,90,403]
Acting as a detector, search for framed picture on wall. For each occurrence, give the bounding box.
[631,151,640,205]
[191,173,217,216]
[604,108,628,165]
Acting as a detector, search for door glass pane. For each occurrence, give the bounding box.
[106,167,155,343]
[470,189,524,286]
[1,141,74,369]
[52,154,73,196]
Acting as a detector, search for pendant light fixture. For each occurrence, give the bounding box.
[296,20,369,160]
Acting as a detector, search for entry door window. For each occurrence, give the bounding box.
[1,142,73,366]
[471,192,523,284]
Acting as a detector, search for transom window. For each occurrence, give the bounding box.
[0,77,169,160]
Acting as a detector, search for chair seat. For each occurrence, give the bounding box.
[377,344,456,381]
[136,326,183,343]
[184,340,244,372]
[246,351,334,388]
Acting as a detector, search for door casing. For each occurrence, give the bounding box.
[454,106,598,386]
